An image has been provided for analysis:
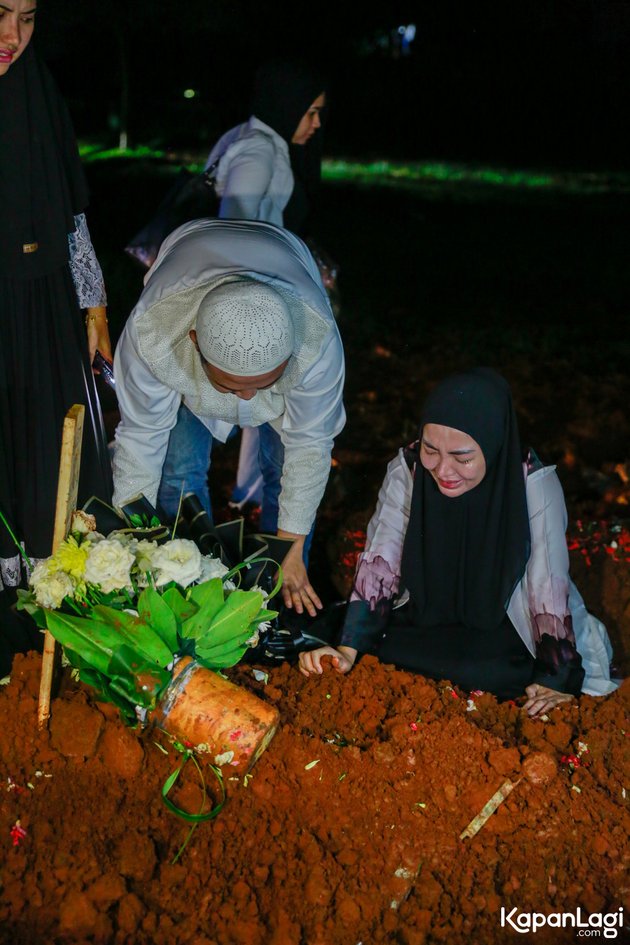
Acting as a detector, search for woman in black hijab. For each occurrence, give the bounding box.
[0,8,112,612]
[300,370,618,716]
[205,58,326,235]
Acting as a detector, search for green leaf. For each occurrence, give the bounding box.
[71,658,139,725]
[252,607,279,625]
[90,605,173,666]
[137,587,179,653]
[195,642,249,670]
[16,589,47,627]
[161,586,198,625]
[187,577,224,610]
[46,610,130,676]
[180,578,225,642]
[108,644,171,709]
[195,627,252,657]
[45,605,173,678]
[197,589,264,650]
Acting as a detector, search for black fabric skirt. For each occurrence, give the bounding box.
[378,607,534,700]
[0,266,112,584]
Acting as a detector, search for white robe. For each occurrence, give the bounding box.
[112,219,345,536]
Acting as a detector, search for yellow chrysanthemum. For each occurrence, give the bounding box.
[50,536,89,580]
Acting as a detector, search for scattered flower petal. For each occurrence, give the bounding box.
[214,751,235,767]
[10,821,27,847]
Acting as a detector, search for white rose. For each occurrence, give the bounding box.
[84,538,135,593]
[198,555,229,583]
[29,560,50,590]
[33,571,74,610]
[247,628,261,647]
[151,539,202,588]
[132,539,158,572]
[70,510,96,535]
[130,539,158,587]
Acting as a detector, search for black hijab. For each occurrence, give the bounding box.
[0,44,89,279]
[251,59,325,235]
[400,369,531,631]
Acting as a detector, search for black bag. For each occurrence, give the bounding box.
[125,161,220,269]
[179,493,337,664]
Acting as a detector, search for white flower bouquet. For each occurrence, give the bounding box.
[18,511,277,725]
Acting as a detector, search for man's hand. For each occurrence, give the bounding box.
[299,645,357,677]
[523,683,574,717]
[278,532,322,617]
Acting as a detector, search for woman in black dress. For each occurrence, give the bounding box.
[0,3,112,663]
[300,370,618,716]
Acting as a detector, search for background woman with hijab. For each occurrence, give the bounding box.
[158,60,327,522]
[206,58,325,235]
[299,369,618,717]
[0,2,112,668]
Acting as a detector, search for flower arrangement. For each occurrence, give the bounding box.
[17,511,278,726]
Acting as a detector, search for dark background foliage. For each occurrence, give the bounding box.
[36,0,628,166]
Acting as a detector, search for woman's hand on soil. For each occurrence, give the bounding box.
[278,535,322,617]
[299,646,357,677]
[522,683,574,717]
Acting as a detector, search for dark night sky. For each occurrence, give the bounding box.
[35,0,628,167]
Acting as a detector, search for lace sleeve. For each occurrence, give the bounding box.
[68,213,107,308]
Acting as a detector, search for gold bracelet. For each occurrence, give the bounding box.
[85,313,108,326]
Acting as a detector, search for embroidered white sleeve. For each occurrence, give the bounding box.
[112,319,182,509]
[68,213,107,308]
[276,331,345,535]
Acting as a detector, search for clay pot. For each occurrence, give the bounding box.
[151,657,279,776]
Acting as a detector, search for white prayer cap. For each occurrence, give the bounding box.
[195,278,294,376]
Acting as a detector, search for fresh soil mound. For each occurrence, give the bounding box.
[1,646,628,945]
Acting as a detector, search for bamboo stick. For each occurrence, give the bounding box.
[459,778,521,841]
[37,405,85,728]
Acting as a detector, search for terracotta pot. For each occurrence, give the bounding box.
[152,657,279,776]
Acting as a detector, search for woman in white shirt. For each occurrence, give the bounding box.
[206,59,326,231]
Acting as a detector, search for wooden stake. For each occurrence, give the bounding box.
[37,404,85,728]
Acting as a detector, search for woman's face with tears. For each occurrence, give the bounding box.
[420,423,487,497]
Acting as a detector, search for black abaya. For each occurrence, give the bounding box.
[0,47,111,585]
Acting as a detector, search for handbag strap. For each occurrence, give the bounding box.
[201,159,220,189]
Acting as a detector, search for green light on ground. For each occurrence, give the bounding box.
[76,143,630,198]
[79,144,167,163]
[321,159,630,196]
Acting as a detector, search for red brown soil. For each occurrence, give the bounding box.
[1,641,629,945]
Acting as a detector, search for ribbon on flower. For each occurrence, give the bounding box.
[224,557,283,601]
[161,739,226,864]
